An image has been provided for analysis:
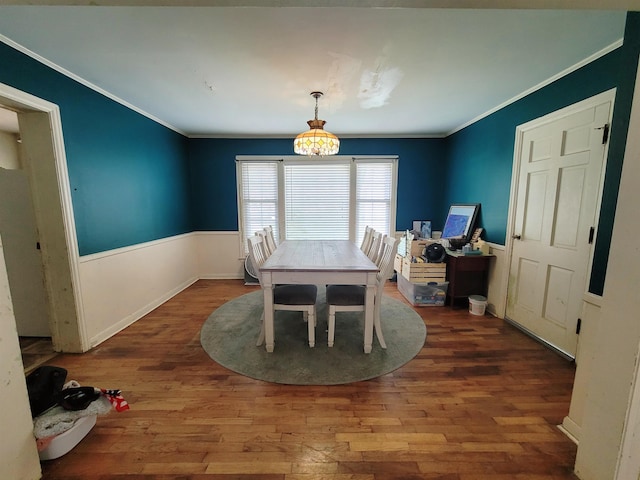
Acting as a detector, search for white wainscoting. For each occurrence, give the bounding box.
[78,231,245,348]
[193,231,245,279]
[486,243,506,319]
[79,233,200,347]
[561,293,603,443]
[77,232,506,350]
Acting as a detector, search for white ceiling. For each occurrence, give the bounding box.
[0,2,631,137]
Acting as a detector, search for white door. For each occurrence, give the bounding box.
[506,94,612,357]
[0,168,50,336]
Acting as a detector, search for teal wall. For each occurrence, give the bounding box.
[0,42,192,256]
[1,12,638,294]
[445,12,639,294]
[187,137,447,231]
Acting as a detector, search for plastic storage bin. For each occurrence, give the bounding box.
[38,414,97,461]
[397,274,448,306]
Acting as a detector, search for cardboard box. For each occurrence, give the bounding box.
[397,274,448,306]
[401,257,446,282]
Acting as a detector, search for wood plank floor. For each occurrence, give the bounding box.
[20,336,57,375]
[39,279,578,480]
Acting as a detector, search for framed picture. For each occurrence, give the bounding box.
[412,220,432,238]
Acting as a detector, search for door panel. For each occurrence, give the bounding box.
[507,99,611,357]
[523,171,548,241]
[554,165,586,247]
[0,168,50,336]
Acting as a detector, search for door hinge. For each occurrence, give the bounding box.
[576,318,582,335]
[596,123,610,144]
[588,226,595,244]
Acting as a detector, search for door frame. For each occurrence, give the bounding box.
[0,81,87,352]
[502,88,616,352]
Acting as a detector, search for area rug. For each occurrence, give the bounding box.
[200,288,426,385]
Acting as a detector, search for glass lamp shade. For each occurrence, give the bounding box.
[293,119,340,156]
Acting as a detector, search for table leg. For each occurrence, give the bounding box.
[363,282,376,354]
[262,273,275,353]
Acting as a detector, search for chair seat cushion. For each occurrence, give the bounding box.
[273,284,317,305]
[326,284,365,306]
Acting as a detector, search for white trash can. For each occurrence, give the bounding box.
[468,295,487,316]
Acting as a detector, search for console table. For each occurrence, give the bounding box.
[445,251,493,307]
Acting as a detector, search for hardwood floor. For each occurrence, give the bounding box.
[39,279,578,479]
[20,336,57,375]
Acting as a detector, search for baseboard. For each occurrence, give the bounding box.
[88,276,198,348]
[558,418,580,445]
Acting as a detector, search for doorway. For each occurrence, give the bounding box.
[0,82,86,354]
[505,89,614,358]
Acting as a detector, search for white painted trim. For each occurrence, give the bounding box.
[583,291,603,308]
[88,276,198,347]
[0,81,88,351]
[448,40,623,136]
[616,343,640,479]
[613,53,640,480]
[79,232,194,262]
[558,421,580,445]
[1,33,621,141]
[0,35,187,137]
[47,103,89,348]
[192,231,246,278]
[502,88,616,319]
[79,232,200,347]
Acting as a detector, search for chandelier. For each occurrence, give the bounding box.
[293,91,340,156]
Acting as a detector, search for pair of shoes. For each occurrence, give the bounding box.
[55,387,100,411]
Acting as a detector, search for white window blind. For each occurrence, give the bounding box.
[238,161,279,248]
[284,162,351,240]
[355,161,394,246]
[236,156,397,251]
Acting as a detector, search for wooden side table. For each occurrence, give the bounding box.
[445,251,493,307]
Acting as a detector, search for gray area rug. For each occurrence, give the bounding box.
[200,288,426,385]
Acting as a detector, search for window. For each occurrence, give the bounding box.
[238,160,279,247]
[237,155,397,252]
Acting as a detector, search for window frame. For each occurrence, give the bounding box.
[236,155,398,255]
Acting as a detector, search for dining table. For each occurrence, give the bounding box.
[259,239,379,353]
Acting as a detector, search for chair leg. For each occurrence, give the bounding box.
[308,307,315,348]
[373,301,386,349]
[256,310,266,346]
[328,306,336,347]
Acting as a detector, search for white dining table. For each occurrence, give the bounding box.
[259,239,379,353]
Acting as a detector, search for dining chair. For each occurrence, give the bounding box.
[264,225,278,256]
[360,226,374,254]
[247,234,318,348]
[255,230,272,257]
[326,235,398,349]
[366,231,386,265]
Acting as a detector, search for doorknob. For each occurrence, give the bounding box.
[512,234,521,240]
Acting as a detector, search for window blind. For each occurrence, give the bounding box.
[237,156,397,250]
[239,161,279,248]
[284,162,351,240]
[355,161,394,246]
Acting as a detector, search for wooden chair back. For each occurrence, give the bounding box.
[360,226,374,253]
[264,225,278,255]
[367,231,383,263]
[247,234,268,284]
